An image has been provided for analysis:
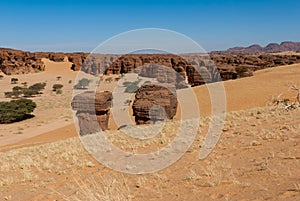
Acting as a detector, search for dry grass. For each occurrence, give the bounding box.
[0,105,300,200]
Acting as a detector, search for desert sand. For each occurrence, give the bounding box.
[0,60,300,200]
[1,62,300,149]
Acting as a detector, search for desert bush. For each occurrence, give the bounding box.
[56,89,63,94]
[52,84,63,91]
[28,82,46,93]
[11,78,18,84]
[235,66,248,75]
[0,99,36,123]
[21,82,28,87]
[124,81,139,93]
[0,75,4,80]
[68,80,72,84]
[123,81,133,87]
[22,88,38,97]
[5,86,23,98]
[12,86,23,92]
[74,78,91,89]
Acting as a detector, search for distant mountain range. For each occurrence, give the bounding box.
[219,41,300,54]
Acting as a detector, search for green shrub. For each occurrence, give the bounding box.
[0,99,36,123]
[52,84,63,91]
[123,81,132,87]
[235,66,248,75]
[74,78,91,89]
[22,88,38,97]
[11,78,18,84]
[28,82,46,93]
[12,86,23,92]
[56,89,63,94]
[124,82,139,93]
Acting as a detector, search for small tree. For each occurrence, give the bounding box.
[235,66,248,76]
[52,84,63,92]
[0,99,36,123]
[28,82,46,94]
[56,89,63,94]
[124,81,140,93]
[11,78,18,84]
[56,76,62,81]
[21,82,28,88]
[22,88,38,97]
[74,78,91,89]
[12,86,23,92]
[0,75,4,80]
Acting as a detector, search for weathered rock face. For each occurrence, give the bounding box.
[2,47,300,87]
[132,84,178,125]
[0,48,89,75]
[67,53,89,71]
[0,48,45,74]
[210,53,300,70]
[71,91,112,134]
[186,66,212,86]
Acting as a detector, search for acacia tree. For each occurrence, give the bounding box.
[74,78,91,89]
[0,99,36,123]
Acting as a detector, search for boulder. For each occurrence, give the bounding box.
[132,84,178,124]
[72,91,112,134]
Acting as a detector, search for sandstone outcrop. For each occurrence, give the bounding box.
[0,48,45,74]
[132,84,178,124]
[2,48,300,87]
[71,91,112,135]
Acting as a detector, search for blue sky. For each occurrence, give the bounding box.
[1,0,299,52]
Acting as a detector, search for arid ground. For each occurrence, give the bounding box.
[0,58,300,200]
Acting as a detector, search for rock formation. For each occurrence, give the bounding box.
[0,48,45,74]
[2,47,300,87]
[132,84,178,124]
[71,91,112,135]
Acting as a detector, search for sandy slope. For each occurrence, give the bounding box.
[1,63,300,150]
[0,58,77,147]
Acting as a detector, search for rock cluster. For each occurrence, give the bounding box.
[2,48,300,87]
[211,53,300,70]
[0,48,45,74]
[132,84,178,124]
[71,91,112,135]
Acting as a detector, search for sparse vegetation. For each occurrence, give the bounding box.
[74,78,91,89]
[124,80,140,93]
[4,82,46,98]
[10,78,18,84]
[52,84,64,92]
[270,85,300,110]
[21,82,28,87]
[0,99,36,123]
[235,66,248,75]
[0,75,4,80]
[28,82,46,94]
